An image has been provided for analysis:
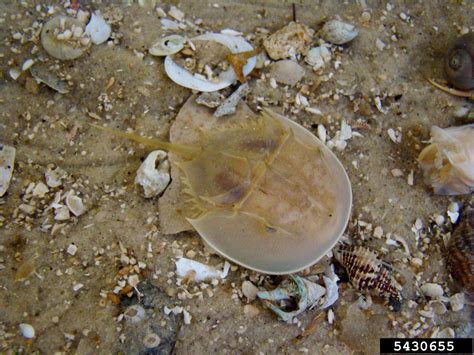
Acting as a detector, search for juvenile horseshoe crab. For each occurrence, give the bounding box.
[93,105,352,274]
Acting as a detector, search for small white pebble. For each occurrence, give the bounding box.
[72,283,84,292]
[373,226,384,239]
[19,323,35,339]
[67,244,78,256]
[391,168,403,177]
[375,38,386,51]
[22,59,35,71]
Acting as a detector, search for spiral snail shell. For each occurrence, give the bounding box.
[445,33,474,90]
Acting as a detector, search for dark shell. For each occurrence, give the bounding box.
[447,206,473,292]
[445,33,474,90]
[333,243,402,306]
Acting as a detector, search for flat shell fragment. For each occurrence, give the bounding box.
[263,22,313,60]
[269,60,305,86]
[41,16,90,60]
[214,83,249,117]
[66,194,86,216]
[149,35,185,56]
[30,64,70,94]
[196,92,225,108]
[0,144,16,197]
[175,258,230,282]
[135,150,170,198]
[321,20,358,45]
[19,323,35,339]
[85,13,111,45]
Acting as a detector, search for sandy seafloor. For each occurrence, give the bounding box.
[0,0,472,354]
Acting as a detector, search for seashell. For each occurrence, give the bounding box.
[135,150,171,198]
[124,305,146,323]
[45,166,67,188]
[196,92,225,108]
[429,300,447,315]
[92,106,352,274]
[149,35,185,56]
[175,258,230,282]
[446,206,473,291]
[257,275,326,322]
[305,46,331,70]
[19,323,35,339]
[319,264,340,309]
[418,124,474,195]
[420,283,444,298]
[263,22,313,60]
[242,280,259,301]
[164,33,256,92]
[0,144,16,197]
[445,33,474,90]
[143,333,161,349]
[321,20,358,45]
[41,16,90,60]
[333,243,402,308]
[66,193,86,217]
[85,12,111,45]
[449,292,465,312]
[30,64,70,94]
[268,60,305,86]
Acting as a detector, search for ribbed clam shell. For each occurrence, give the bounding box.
[447,207,473,292]
[333,243,401,303]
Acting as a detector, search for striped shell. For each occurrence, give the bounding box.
[447,206,473,292]
[333,243,401,305]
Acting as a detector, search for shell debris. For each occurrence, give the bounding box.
[0,144,16,197]
[149,35,185,56]
[320,20,358,45]
[135,150,171,198]
[333,243,402,308]
[175,258,230,283]
[85,12,111,45]
[263,22,313,60]
[418,124,474,195]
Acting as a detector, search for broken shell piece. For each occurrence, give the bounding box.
[263,22,313,60]
[429,300,447,315]
[319,265,340,309]
[242,280,259,301]
[30,64,69,94]
[435,327,455,338]
[164,33,256,92]
[175,258,230,282]
[305,46,331,70]
[420,283,444,298]
[214,83,249,117]
[135,150,170,198]
[32,182,49,198]
[19,323,35,339]
[66,194,86,216]
[0,144,16,197]
[268,60,305,86]
[196,92,225,108]
[321,20,358,45]
[45,166,67,188]
[85,12,111,45]
[143,333,161,349]
[418,124,474,195]
[54,205,70,221]
[449,292,465,311]
[41,16,90,60]
[257,275,326,322]
[149,35,185,56]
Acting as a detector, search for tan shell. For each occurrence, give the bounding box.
[95,108,352,274]
[41,16,90,60]
[149,35,185,56]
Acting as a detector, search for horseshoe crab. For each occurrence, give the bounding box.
[93,108,352,274]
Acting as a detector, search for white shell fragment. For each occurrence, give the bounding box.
[149,35,185,56]
[135,150,170,198]
[321,20,358,45]
[66,193,86,216]
[268,60,305,86]
[306,46,331,70]
[449,292,465,312]
[30,64,70,94]
[41,16,90,60]
[421,283,444,298]
[143,333,161,349]
[319,265,340,309]
[164,33,257,92]
[124,305,146,323]
[418,124,474,195]
[19,323,35,339]
[175,258,230,282]
[196,92,225,108]
[85,13,111,45]
[45,166,67,188]
[0,144,16,197]
[242,280,259,301]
